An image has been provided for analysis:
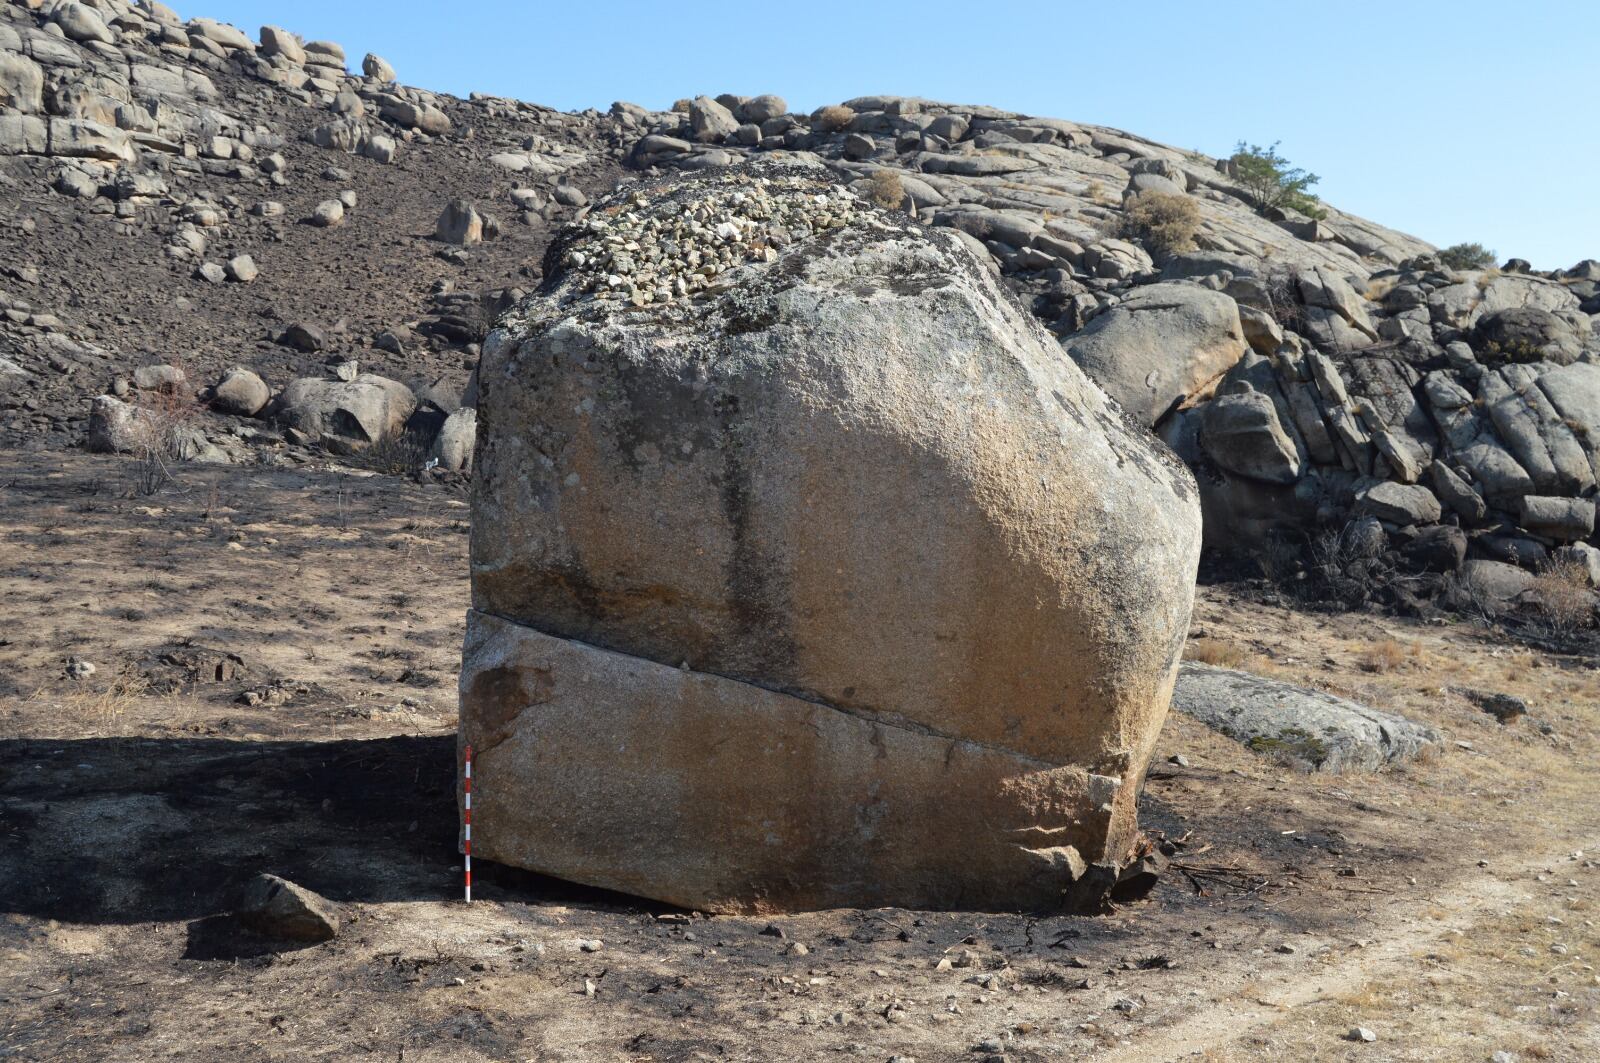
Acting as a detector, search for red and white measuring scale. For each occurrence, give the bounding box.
[463,743,473,904]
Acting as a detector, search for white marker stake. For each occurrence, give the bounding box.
[464,744,473,904]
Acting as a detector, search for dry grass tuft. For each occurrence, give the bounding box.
[1186,638,1250,669]
[54,668,152,730]
[1330,981,1386,1010]
[1363,276,1398,302]
[1358,638,1412,673]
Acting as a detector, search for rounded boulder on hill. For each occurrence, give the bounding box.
[461,165,1203,914]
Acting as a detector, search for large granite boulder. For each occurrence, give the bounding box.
[1198,390,1304,484]
[462,166,1203,914]
[267,374,416,449]
[0,52,44,114]
[1536,362,1600,485]
[1472,307,1583,365]
[1062,283,1248,427]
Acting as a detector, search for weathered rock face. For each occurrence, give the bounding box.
[464,614,1128,912]
[1473,307,1582,365]
[0,51,43,114]
[435,199,486,246]
[463,167,1203,913]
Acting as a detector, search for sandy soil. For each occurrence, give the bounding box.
[1,451,1596,1062]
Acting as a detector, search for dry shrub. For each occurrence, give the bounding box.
[1410,740,1444,766]
[1305,522,1395,607]
[1530,557,1597,631]
[1358,639,1410,673]
[812,104,855,133]
[670,98,691,113]
[1118,191,1200,258]
[1185,638,1249,668]
[1256,536,1305,583]
[866,169,904,210]
[1330,980,1386,1009]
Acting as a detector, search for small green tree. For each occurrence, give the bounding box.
[1438,242,1497,270]
[1230,141,1325,219]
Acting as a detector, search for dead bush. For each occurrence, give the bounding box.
[1305,524,1388,606]
[866,169,905,210]
[812,104,855,133]
[56,664,152,730]
[1256,536,1305,583]
[1530,557,1597,632]
[1260,267,1305,332]
[127,378,204,496]
[1118,191,1200,258]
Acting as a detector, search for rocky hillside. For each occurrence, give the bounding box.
[0,0,626,457]
[2,0,1597,620]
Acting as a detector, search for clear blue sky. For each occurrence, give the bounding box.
[200,0,1599,269]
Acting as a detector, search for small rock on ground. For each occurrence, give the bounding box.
[236,872,339,942]
[1174,662,1440,772]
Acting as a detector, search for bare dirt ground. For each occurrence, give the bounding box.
[1,450,1596,1063]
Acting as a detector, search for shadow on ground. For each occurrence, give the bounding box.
[0,735,657,935]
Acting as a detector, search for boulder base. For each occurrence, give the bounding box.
[461,612,1124,913]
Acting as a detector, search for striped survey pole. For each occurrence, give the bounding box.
[463,744,473,904]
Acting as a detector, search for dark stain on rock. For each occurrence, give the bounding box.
[715,391,798,683]
[610,356,722,473]
[465,663,555,753]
